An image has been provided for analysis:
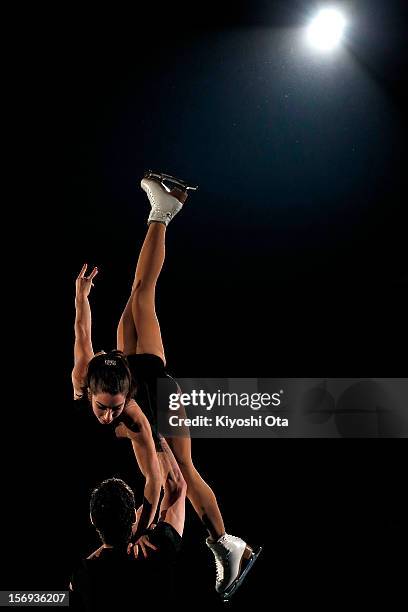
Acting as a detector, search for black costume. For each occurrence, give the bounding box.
[70,521,182,610]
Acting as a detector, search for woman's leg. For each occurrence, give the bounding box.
[165,434,226,541]
[166,427,259,598]
[117,295,138,354]
[116,222,165,360]
[131,191,224,536]
[131,221,167,363]
[117,187,187,362]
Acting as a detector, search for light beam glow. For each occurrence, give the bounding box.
[306,7,346,51]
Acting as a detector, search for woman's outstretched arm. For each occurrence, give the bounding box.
[72,263,98,396]
[115,404,163,541]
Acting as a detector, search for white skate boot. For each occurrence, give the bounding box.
[140,170,198,227]
[207,533,263,602]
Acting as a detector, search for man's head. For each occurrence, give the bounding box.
[90,478,136,547]
[84,351,135,424]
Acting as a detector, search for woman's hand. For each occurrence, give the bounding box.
[75,263,98,299]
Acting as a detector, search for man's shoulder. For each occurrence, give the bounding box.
[71,553,135,592]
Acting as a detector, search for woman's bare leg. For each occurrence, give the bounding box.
[116,224,165,358]
[117,295,138,354]
[117,187,186,362]
[131,221,167,363]
[119,182,225,534]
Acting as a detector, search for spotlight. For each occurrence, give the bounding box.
[306,7,346,51]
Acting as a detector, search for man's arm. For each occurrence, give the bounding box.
[156,437,187,537]
[126,435,186,559]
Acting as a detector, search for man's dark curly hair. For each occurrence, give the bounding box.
[90,478,136,546]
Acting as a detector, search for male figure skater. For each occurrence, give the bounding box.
[69,434,186,610]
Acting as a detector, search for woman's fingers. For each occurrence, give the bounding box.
[87,267,99,281]
[140,542,147,558]
[77,264,99,283]
[77,263,88,279]
[144,539,158,551]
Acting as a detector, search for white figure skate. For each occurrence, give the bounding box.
[207,533,263,602]
[140,170,198,226]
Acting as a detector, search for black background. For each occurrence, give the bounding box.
[4,1,407,608]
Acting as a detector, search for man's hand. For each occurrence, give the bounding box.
[76,263,98,299]
[127,533,158,559]
[87,545,105,560]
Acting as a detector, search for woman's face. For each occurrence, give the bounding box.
[91,392,126,424]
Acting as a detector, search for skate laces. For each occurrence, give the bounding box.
[209,536,233,584]
[214,555,224,583]
[222,534,242,545]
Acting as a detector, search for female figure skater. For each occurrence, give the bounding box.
[72,171,261,601]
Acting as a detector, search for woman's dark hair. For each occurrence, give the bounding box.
[81,350,136,404]
[90,478,135,546]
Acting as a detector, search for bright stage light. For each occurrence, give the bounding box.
[306,7,346,51]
